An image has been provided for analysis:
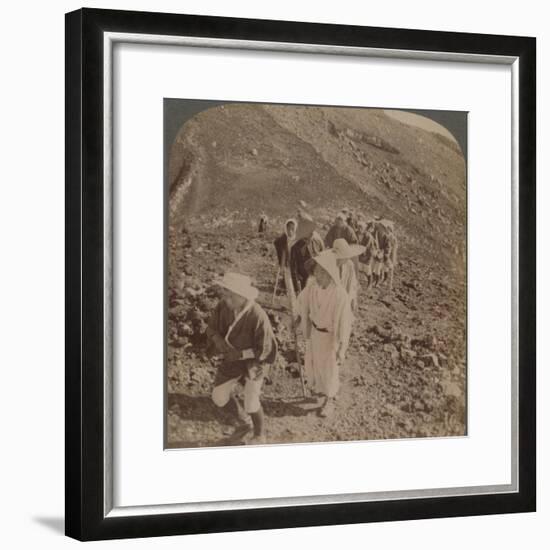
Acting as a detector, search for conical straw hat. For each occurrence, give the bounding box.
[332,238,366,259]
[215,272,259,301]
[312,250,341,285]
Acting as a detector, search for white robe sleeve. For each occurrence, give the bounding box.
[341,260,358,304]
[334,286,352,359]
[297,280,313,340]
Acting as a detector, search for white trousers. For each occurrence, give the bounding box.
[211,375,264,413]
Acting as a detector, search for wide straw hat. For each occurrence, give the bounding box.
[215,272,259,301]
[313,250,341,285]
[332,238,366,260]
[294,212,316,241]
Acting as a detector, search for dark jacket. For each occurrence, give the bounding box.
[207,300,278,384]
[290,231,325,291]
[324,223,359,248]
[273,234,290,267]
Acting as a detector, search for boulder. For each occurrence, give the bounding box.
[401,348,417,361]
[178,323,193,337]
[383,343,397,354]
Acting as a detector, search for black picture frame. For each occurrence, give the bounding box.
[65,7,536,541]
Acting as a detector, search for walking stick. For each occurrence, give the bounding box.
[288,275,306,398]
[271,265,281,306]
[294,324,307,398]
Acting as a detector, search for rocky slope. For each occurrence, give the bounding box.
[166,103,466,448]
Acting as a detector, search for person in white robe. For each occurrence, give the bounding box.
[296,250,353,418]
[331,238,366,314]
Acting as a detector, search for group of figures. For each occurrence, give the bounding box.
[274,209,398,299]
[204,209,398,445]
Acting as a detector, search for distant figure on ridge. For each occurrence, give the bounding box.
[258,214,268,235]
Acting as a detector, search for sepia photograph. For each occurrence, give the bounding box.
[165,100,467,448]
[60,4,537,542]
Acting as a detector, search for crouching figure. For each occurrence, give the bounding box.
[207,272,278,445]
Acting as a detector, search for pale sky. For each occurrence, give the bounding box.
[384,109,458,144]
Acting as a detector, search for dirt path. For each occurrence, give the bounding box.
[166,220,466,448]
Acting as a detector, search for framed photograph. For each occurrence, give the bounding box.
[65,7,536,541]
